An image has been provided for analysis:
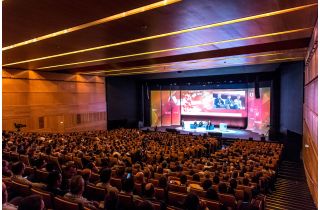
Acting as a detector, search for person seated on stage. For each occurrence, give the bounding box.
[193,121,198,127]
[233,95,242,109]
[225,95,234,109]
[214,93,224,108]
[198,121,203,127]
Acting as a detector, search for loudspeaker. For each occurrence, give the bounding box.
[254,81,260,99]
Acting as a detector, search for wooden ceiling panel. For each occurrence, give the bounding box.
[3,24,312,70]
[95,49,307,77]
[3,0,318,75]
[2,0,161,46]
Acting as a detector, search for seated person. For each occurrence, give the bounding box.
[206,187,219,201]
[183,193,207,210]
[11,162,45,188]
[3,160,13,177]
[45,171,66,196]
[17,195,44,210]
[193,121,198,127]
[180,174,188,187]
[188,174,203,192]
[202,179,213,191]
[96,168,119,195]
[60,162,77,191]
[218,183,228,194]
[227,179,237,195]
[143,183,166,210]
[81,168,92,187]
[3,182,18,210]
[198,121,203,127]
[64,175,99,209]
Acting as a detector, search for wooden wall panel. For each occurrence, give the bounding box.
[2,69,107,132]
[303,21,318,207]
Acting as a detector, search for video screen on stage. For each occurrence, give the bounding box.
[150,87,271,135]
[181,90,247,117]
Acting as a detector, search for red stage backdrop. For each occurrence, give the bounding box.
[246,87,271,134]
[151,88,270,134]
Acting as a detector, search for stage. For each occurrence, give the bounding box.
[141,125,267,141]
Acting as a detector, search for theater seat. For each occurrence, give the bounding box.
[84,184,106,201]
[235,189,244,201]
[134,183,143,196]
[11,180,31,197]
[168,191,187,208]
[110,178,122,191]
[35,169,49,183]
[53,196,82,210]
[117,193,134,210]
[19,155,30,166]
[219,193,236,209]
[190,188,206,198]
[134,198,162,210]
[31,188,54,209]
[149,178,159,187]
[202,199,220,210]
[89,172,100,184]
[154,187,166,201]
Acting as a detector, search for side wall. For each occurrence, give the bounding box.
[279,61,304,135]
[303,23,318,207]
[2,70,107,132]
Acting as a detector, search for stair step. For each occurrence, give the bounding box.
[268,193,314,201]
[278,175,305,181]
[265,160,316,210]
[267,198,316,209]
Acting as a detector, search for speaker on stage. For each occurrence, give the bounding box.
[255,81,260,99]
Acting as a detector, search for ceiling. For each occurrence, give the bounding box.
[2,0,318,76]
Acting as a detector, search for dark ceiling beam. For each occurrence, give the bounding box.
[62,38,310,74]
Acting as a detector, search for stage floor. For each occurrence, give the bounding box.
[141,126,266,141]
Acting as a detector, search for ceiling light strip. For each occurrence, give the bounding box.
[2,0,181,51]
[38,27,310,70]
[3,3,316,67]
[265,57,304,62]
[81,51,296,75]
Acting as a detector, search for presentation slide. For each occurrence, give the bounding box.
[181,90,247,117]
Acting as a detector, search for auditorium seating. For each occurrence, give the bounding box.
[2,129,283,210]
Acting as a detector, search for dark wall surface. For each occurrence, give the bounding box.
[279,61,304,135]
[106,77,140,129]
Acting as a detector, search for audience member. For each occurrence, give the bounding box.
[17,195,44,210]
